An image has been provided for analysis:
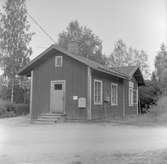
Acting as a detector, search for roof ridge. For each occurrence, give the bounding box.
[18,44,128,79]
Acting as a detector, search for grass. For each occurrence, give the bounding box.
[119,96,167,126]
[70,150,167,164]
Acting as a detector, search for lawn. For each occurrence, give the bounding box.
[0,116,167,163]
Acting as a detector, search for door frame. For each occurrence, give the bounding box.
[50,80,66,114]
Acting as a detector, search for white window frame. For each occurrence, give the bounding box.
[111,83,118,106]
[94,79,103,105]
[129,81,134,106]
[55,56,63,67]
[136,87,138,105]
[129,88,133,106]
[134,87,138,105]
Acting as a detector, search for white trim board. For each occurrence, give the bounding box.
[87,67,92,120]
[30,70,34,120]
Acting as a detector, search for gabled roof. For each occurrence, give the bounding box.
[18,44,145,85]
[18,44,128,79]
[111,66,145,86]
[111,66,138,77]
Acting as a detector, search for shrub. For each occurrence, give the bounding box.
[0,85,30,104]
[0,99,29,118]
[151,97,167,115]
[13,104,29,116]
[139,80,160,113]
[0,100,15,118]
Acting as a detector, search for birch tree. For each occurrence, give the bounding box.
[0,0,33,103]
[108,40,150,78]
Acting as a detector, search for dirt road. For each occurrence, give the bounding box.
[0,117,167,163]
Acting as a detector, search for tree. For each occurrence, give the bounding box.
[154,44,167,92]
[0,0,33,103]
[132,49,150,77]
[58,20,106,64]
[108,40,129,67]
[108,40,150,78]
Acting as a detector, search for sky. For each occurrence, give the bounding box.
[5,0,167,72]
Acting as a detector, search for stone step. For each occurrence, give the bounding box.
[34,112,66,124]
[37,118,58,122]
[32,120,56,125]
[39,115,64,119]
[40,113,66,117]
[38,117,65,122]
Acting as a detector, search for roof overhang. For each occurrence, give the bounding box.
[18,45,55,76]
[130,67,145,86]
[18,44,128,79]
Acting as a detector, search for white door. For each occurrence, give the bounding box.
[50,81,65,113]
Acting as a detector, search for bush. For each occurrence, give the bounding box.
[0,86,11,101]
[0,99,29,118]
[13,104,29,116]
[0,85,30,104]
[0,100,15,118]
[139,80,160,113]
[151,97,167,115]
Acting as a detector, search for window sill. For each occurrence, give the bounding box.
[94,103,103,105]
[111,104,118,106]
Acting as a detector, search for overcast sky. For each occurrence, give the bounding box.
[25,0,167,71]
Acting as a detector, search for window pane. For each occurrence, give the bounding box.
[54,84,62,90]
[98,83,101,102]
[57,58,61,65]
[94,81,102,104]
[95,82,98,102]
[55,56,62,67]
[129,88,133,106]
[111,84,117,105]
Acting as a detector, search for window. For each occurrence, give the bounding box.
[111,83,118,105]
[129,88,133,106]
[129,81,134,106]
[54,84,62,90]
[94,80,103,105]
[55,56,63,67]
[133,88,138,105]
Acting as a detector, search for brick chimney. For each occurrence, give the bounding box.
[67,41,79,55]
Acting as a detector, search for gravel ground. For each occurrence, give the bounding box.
[0,116,167,163]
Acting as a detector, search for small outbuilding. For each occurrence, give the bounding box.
[18,44,145,121]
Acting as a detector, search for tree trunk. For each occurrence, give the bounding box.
[11,85,14,103]
[11,77,15,103]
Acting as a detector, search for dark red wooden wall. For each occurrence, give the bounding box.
[31,49,88,120]
[31,49,138,120]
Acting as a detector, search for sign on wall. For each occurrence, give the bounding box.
[78,97,86,108]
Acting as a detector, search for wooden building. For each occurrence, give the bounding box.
[18,44,145,121]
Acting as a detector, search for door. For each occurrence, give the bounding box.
[50,81,65,113]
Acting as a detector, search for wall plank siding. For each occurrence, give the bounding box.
[31,49,88,120]
[91,70,124,120]
[31,49,139,120]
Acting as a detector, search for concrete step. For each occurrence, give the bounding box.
[32,120,56,125]
[34,112,66,124]
[40,113,66,117]
[39,115,64,119]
